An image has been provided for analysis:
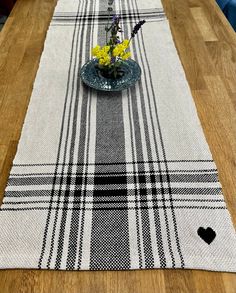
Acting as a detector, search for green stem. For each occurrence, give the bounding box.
[106,8,112,44]
[128,36,133,46]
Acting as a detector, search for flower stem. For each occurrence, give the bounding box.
[106,10,111,44]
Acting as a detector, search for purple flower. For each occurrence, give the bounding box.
[131,20,146,38]
[112,14,120,24]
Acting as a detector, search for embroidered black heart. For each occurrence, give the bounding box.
[197,227,216,245]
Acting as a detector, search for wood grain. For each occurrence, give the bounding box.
[0,0,235,292]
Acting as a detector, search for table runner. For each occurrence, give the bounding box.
[0,0,236,271]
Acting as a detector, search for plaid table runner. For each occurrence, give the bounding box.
[0,0,236,271]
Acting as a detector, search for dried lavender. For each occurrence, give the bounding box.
[92,0,146,79]
[105,0,114,43]
[131,20,146,38]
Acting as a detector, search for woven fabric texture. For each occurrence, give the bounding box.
[0,0,236,271]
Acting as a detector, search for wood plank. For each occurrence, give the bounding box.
[223,273,236,293]
[168,18,207,90]
[191,87,236,223]
[0,141,17,204]
[193,271,226,293]
[205,41,236,94]
[190,7,218,42]
[164,270,196,293]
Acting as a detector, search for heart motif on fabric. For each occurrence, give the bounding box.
[197,227,216,245]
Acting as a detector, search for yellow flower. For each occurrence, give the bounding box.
[104,55,111,65]
[113,44,124,57]
[99,58,105,65]
[122,39,130,48]
[92,41,130,66]
[92,45,101,57]
[112,46,120,57]
[121,51,131,60]
[99,55,111,66]
[103,45,110,53]
[100,50,110,60]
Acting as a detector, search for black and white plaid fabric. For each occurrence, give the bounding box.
[0,0,235,271]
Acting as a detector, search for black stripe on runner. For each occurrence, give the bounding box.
[38,0,86,270]
[124,0,172,268]
[0,206,227,212]
[7,173,219,186]
[89,0,130,271]
[53,0,96,271]
[4,188,222,199]
[3,198,225,205]
[13,159,215,167]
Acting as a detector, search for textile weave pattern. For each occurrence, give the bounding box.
[0,0,236,271]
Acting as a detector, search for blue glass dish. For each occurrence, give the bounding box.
[80,59,141,92]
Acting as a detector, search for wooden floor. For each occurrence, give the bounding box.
[0,0,236,292]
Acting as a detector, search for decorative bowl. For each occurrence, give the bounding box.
[80,59,141,92]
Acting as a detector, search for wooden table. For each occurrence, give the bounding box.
[0,0,235,292]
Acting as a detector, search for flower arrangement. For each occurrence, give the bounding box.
[92,0,146,79]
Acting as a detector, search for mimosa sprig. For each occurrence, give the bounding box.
[92,0,145,78]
